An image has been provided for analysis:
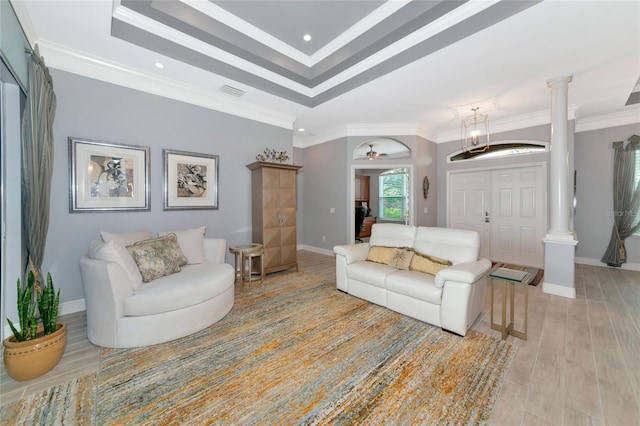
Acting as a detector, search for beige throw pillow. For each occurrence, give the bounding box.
[389,248,414,270]
[157,226,206,264]
[409,252,452,275]
[367,246,395,264]
[127,234,187,283]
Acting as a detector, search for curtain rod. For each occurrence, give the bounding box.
[612,135,640,149]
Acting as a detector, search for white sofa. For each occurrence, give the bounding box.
[334,224,491,336]
[79,238,234,348]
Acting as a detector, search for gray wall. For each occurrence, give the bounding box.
[42,70,293,306]
[302,138,348,251]
[436,124,552,227]
[301,134,438,251]
[574,123,640,264]
[415,135,438,227]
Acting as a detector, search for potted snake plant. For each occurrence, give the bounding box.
[3,271,67,381]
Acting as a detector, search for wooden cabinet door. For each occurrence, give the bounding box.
[247,162,302,274]
[279,168,297,267]
[355,175,370,201]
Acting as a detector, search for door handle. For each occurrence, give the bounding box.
[485,211,490,223]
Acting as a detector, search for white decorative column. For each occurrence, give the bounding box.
[543,76,577,299]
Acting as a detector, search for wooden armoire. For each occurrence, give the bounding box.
[246,161,302,274]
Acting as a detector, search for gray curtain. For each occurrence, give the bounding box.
[21,44,56,283]
[601,135,640,267]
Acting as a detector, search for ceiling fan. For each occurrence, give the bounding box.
[366,144,387,160]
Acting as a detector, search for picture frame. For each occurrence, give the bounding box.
[69,137,150,212]
[163,149,219,210]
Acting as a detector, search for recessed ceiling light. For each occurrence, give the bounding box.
[303,34,311,42]
[298,128,305,132]
[154,62,165,69]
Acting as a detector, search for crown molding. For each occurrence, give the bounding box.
[36,40,296,130]
[293,123,437,148]
[575,107,640,133]
[294,105,640,149]
[294,127,347,148]
[345,123,426,137]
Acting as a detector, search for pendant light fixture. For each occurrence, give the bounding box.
[461,106,490,153]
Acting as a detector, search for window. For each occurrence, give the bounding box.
[379,168,409,221]
[448,142,547,162]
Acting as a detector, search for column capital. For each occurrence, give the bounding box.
[547,75,573,88]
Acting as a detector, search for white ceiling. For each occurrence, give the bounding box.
[10,0,640,148]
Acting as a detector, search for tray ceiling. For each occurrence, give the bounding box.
[11,0,640,145]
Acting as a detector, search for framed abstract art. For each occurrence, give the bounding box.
[69,137,150,212]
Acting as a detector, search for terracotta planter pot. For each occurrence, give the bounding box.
[3,323,67,381]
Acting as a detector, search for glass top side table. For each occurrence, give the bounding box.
[489,267,529,340]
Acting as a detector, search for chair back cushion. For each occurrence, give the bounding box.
[413,227,480,264]
[369,224,417,248]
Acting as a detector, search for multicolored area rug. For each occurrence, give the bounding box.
[97,272,515,425]
[1,272,516,425]
[0,373,95,424]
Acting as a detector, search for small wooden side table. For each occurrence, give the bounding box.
[489,267,529,340]
[229,243,264,286]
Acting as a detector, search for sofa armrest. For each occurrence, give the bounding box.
[204,238,227,264]
[334,243,370,292]
[333,243,370,265]
[434,258,492,288]
[437,258,491,336]
[79,256,134,347]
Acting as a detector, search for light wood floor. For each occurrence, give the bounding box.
[2,250,639,425]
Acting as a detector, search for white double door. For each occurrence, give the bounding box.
[449,165,546,268]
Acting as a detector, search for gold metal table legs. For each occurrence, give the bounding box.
[490,276,528,340]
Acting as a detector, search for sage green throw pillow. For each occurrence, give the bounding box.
[127,233,187,283]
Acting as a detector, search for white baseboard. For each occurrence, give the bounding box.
[298,245,335,257]
[3,299,86,341]
[575,256,640,272]
[59,299,86,316]
[542,281,576,299]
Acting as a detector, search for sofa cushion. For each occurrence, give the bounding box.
[369,223,417,249]
[158,226,206,264]
[127,234,187,283]
[123,263,234,316]
[389,248,414,270]
[366,246,395,264]
[385,270,443,305]
[101,229,152,247]
[347,260,397,289]
[409,251,452,275]
[88,240,144,292]
[413,227,479,264]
